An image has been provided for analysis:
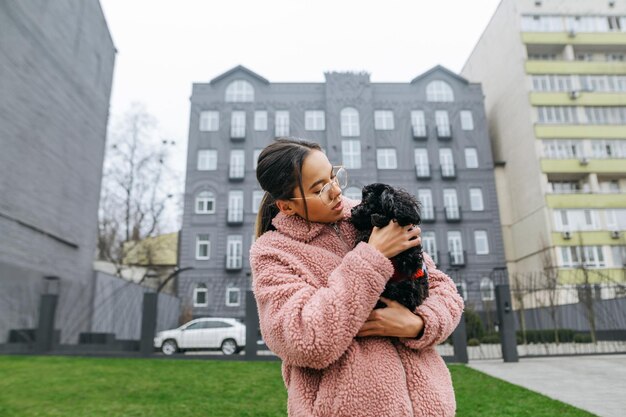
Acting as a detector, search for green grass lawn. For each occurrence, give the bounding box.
[0,355,595,417]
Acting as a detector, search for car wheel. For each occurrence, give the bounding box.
[221,338,238,355]
[161,339,178,355]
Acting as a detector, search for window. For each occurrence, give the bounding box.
[422,231,437,263]
[195,191,215,214]
[480,277,495,301]
[470,188,484,211]
[228,191,244,223]
[585,107,626,125]
[553,209,599,231]
[426,80,454,102]
[231,111,246,138]
[225,80,254,102]
[377,148,397,169]
[374,110,394,130]
[411,110,426,137]
[341,107,360,137]
[197,149,217,171]
[435,111,451,137]
[226,235,243,269]
[199,111,219,131]
[531,75,572,92]
[560,246,605,268]
[229,150,245,179]
[543,140,582,159]
[305,110,325,131]
[444,188,459,219]
[275,111,290,136]
[474,230,490,255]
[439,148,455,177]
[342,140,361,169]
[521,15,564,32]
[414,148,430,178]
[607,53,625,62]
[252,190,264,213]
[418,189,434,220]
[253,149,262,170]
[447,231,464,264]
[537,106,578,124]
[465,148,478,168]
[196,234,210,260]
[460,111,474,130]
[193,284,208,307]
[226,287,240,307]
[343,186,362,201]
[254,110,267,131]
[592,140,626,158]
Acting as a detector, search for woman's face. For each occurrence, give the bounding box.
[281,149,345,223]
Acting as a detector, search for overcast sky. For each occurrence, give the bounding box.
[99,0,502,229]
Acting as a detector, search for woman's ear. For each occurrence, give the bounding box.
[275,199,297,216]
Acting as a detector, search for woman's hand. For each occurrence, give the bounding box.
[368,221,421,258]
[356,297,425,338]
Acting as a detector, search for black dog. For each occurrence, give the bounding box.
[350,183,429,311]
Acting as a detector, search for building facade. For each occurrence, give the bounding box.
[0,1,116,343]
[462,0,626,292]
[179,65,507,318]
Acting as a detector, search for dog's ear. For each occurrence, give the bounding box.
[380,187,397,217]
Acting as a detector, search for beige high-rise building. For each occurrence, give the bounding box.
[462,0,626,292]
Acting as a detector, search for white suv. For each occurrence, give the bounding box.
[154,318,246,355]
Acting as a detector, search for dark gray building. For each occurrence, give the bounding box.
[180,65,506,317]
[0,1,116,343]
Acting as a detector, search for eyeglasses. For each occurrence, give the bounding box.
[291,166,348,206]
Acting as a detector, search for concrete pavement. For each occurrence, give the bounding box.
[468,354,626,417]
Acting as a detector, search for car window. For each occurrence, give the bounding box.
[205,321,233,329]
[184,322,205,330]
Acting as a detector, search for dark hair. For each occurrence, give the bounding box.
[255,137,322,238]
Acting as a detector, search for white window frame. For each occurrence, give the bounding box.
[193,284,208,307]
[340,107,360,137]
[414,148,430,177]
[418,189,434,220]
[230,111,246,138]
[197,149,217,171]
[470,188,484,211]
[376,148,397,169]
[465,148,478,168]
[460,110,474,130]
[196,234,210,260]
[374,110,395,130]
[474,230,490,255]
[229,150,245,179]
[422,231,437,264]
[226,235,243,270]
[226,287,241,307]
[228,191,244,223]
[426,80,454,102]
[225,80,254,102]
[342,140,361,169]
[195,191,216,214]
[439,148,455,176]
[480,277,495,301]
[435,110,451,137]
[447,231,464,264]
[199,111,219,132]
[254,110,267,131]
[411,110,426,137]
[443,189,459,218]
[275,111,290,136]
[305,110,326,131]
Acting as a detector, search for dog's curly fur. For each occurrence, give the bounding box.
[350,183,429,311]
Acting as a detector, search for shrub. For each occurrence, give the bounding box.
[516,329,575,344]
[467,338,481,347]
[464,308,485,341]
[480,334,501,344]
[573,333,593,343]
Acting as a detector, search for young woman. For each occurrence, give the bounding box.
[250,138,464,417]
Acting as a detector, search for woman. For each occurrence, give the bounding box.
[250,138,464,416]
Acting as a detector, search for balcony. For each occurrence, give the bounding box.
[226,209,244,226]
[525,59,626,75]
[230,127,245,140]
[440,163,456,179]
[415,164,431,179]
[522,32,626,47]
[448,250,466,267]
[225,255,243,271]
[421,207,436,223]
[444,206,462,222]
[436,124,452,140]
[228,166,245,181]
[541,158,626,174]
[412,125,428,140]
[534,124,626,139]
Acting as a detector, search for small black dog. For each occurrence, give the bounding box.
[350,183,429,311]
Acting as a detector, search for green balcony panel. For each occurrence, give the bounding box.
[526,60,626,75]
[535,124,626,138]
[530,92,626,106]
[522,32,626,46]
[546,193,626,209]
[551,231,626,246]
[557,268,626,284]
[541,158,626,174]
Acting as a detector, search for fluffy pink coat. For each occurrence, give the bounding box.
[250,199,464,417]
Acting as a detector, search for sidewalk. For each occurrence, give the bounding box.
[468,354,626,417]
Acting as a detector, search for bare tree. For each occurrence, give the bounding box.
[539,240,561,344]
[510,271,528,345]
[97,103,179,281]
[572,233,598,344]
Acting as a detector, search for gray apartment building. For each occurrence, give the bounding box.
[0,1,116,343]
[179,65,506,318]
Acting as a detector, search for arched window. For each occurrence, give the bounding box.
[193,283,208,307]
[480,277,495,301]
[340,107,360,137]
[426,80,454,102]
[195,191,216,214]
[458,280,468,301]
[225,80,254,102]
[343,186,362,201]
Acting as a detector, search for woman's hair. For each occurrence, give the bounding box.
[255,137,322,238]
